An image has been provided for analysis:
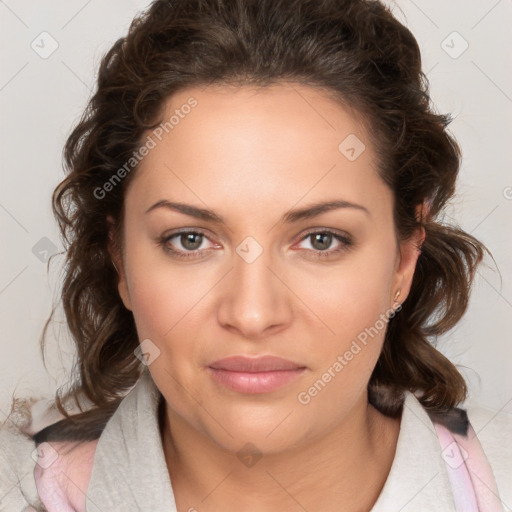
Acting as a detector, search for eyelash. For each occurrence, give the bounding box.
[158,228,354,261]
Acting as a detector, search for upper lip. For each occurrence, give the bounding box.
[208,356,305,372]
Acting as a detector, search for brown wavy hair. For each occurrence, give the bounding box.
[30,0,488,443]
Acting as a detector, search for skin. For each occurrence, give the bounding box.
[110,82,424,512]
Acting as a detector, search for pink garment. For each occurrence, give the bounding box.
[33,440,98,512]
[433,421,503,511]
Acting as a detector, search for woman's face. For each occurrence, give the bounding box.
[113,83,421,454]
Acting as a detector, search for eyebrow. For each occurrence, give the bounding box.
[145,199,370,224]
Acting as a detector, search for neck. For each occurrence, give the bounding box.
[160,395,401,512]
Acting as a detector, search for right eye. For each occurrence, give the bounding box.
[158,230,219,260]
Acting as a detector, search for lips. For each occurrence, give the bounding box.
[207,356,307,393]
[208,355,305,372]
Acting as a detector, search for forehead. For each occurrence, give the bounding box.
[159,82,372,164]
[126,82,391,220]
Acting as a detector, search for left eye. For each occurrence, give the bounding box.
[295,230,353,256]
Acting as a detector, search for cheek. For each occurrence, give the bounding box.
[127,267,201,341]
[123,236,176,338]
[296,240,398,400]
[308,244,397,342]
[296,292,394,424]
[124,238,218,354]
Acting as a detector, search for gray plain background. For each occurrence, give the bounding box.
[1,0,511,417]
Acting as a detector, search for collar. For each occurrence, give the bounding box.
[371,390,455,511]
[85,370,455,511]
[85,368,176,511]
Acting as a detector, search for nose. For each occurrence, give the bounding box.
[216,242,292,339]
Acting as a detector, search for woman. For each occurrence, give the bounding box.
[1,0,510,510]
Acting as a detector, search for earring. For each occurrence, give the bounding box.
[111,259,119,274]
[393,289,401,302]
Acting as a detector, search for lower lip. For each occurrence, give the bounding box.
[207,367,306,394]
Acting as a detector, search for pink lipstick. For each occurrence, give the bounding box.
[207,355,306,394]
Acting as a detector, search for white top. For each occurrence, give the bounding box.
[1,369,511,511]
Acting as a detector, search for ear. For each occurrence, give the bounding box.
[107,215,132,311]
[391,203,427,306]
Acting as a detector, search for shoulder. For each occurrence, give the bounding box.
[33,438,98,512]
[464,401,512,507]
[0,396,42,510]
[1,394,98,512]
